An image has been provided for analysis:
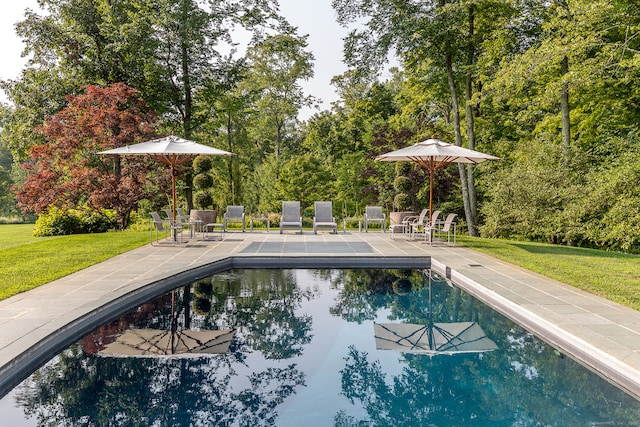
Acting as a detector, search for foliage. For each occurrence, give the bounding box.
[0,142,17,217]
[1,0,640,251]
[33,206,114,236]
[194,191,214,210]
[278,154,333,210]
[192,155,216,209]
[242,32,316,160]
[16,83,160,230]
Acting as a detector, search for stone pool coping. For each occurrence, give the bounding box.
[1,231,639,400]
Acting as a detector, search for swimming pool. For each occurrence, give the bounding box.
[2,268,640,425]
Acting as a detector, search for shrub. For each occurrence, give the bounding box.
[393,176,413,193]
[393,193,410,211]
[193,156,213,174]
[192,298,212,315]
[33,207,113,236]
[194,191,214,209]
[193,281,213,296]
[194,173,214,189]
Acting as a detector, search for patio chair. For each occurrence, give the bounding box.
[389,211,419,239]
[364,206,386,232]
[223,205,246,232]
[150,211,184,244]
[163,208,190,223]
[280,201,303,234]
[405,209,429,239]
[176,208,191,222]
[435,213,458,245]
[313,201,338,234]
[412,210,441,241]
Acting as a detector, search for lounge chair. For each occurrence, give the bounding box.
[313,201,338,234]
[150,211,184,244]
[364,206,386,232]
[280,201,303,234]
[223,205,246,232]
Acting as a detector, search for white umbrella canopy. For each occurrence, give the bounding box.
[98,135,234,222]
[100,135,233,157]
[375,138,500,221]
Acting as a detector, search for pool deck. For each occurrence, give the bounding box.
[1,230,640,399]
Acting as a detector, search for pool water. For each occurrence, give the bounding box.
[2,269,640,426]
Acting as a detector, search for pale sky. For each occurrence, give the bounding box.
[0,0,356,120]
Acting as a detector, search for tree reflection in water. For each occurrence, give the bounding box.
[333,269,640,426]
[9,269,640,426]
[14,269,313,426]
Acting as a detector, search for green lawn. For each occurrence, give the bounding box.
[0,224,149,300]
[1,225,639,312]
[457,236,640,311]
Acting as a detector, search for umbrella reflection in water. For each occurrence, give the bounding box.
[99,291,235,358]
[374,270,497,356]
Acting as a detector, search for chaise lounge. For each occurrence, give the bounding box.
[223,205,246,232]
[364,206,386,232]
[280,201,303,234]
[313,201,338,234]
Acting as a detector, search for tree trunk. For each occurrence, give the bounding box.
[226,113,236,204]
[557,0,571,167]
[445,47,476,236]
[465,4,479,236]
[181,38,194,212]
[560,56,571,167]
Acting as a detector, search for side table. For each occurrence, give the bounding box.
[250,217,270,232]
[203,223,224,240]
[343,217,362,233]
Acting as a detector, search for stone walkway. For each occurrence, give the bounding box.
[1,230,639,400]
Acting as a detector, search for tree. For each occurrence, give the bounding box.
[196,59,256,207]
[5,0,284,213]
[242,32,316,162]
[278,154,333,211]
[333,0,496,235]
[16,83,160,230]
[477,0,640,247]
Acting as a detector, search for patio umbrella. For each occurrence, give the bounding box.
[98,135,234,222]
[373,270,497,356]
[99,327,236,358]
[375,138,500,222]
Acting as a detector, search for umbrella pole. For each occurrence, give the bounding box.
[171,166,178,241]
[429,165,434,224]
[171,169,178,222]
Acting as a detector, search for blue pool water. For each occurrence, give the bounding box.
[2,269,640,426]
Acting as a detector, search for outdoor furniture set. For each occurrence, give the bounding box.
[389,209,458,244]
[150,203,457,244]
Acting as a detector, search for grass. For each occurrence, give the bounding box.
[1,224,639,312]
[457,235,640,311]
[0,224,150,300]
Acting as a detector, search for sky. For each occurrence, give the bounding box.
[0,0,363,120]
